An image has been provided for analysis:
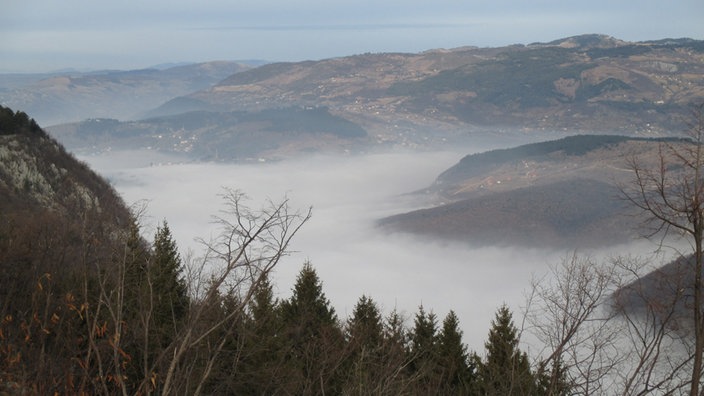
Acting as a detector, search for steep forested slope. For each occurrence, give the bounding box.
[0,108,131,216]
[0,107,535,395]
[0,106,139,393]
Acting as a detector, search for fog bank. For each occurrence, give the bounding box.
[80,149,648,353]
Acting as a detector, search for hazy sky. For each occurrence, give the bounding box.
[3,0,703,72]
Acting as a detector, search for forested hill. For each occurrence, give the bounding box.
[178,35,704,139]
[0,106,151,393]
[0,105,136,342]
[380,134,683,248]
[435,134,684,189]
[35,35,704,160]
[0,106,554,394]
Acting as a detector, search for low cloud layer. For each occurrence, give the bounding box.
[81,149,652,352]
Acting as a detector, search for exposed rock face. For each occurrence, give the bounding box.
[0,106,131,219]
[0,106,134,295]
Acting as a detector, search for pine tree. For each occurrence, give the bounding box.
[122,220,150,304]
[437,310,477,394]
[118,220,153,392]
[383,308,408,356]
[346,295,384,350]
[278,262,344,395]
[408,305,442,393]
[122,220,189,392]
[410,305,438,362]
[535,357,571,396]
[150,220,189,348]
[479,305,536,396]
[249,275,278,325]
[196,290,248,395]
[233,275,285,395]
[380,308,411,393]
[280,261,337,328]
[343,295,385,394]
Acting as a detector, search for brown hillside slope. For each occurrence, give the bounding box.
[0,105,135,319]
[182,35,704,140]
[379,135,688,248]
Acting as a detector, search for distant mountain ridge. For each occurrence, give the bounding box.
[39,34,704,161]
[0,61,252,125]
[178,34,704,137]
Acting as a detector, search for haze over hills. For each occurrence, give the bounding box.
[4,34,704,248]
[3,34,704,392]
[181,35,703,137]
[39,34,704,161]
[4,34,703,248]
[0,61,253,126]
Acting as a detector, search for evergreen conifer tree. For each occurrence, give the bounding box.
[117,220,188,393]
[343,295,385,393]
[410,305,438,362]
[150,220,189,347]
[278,262,343,395]
[233,275,285,394]
[479,304,536,396]
[437,310,477,394]
[409,305,441,393]
[384,308,408,356]
[535,357,571,396]
[118,220,152,392]
[346,295,384,349]
[380,308,412,393]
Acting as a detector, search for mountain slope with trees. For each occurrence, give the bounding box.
[6,100,704,392]
[380,134,688,247]
[0,106,568,394]
[49,106,369,160]
[43,35,704,161]
[182,35,703,137]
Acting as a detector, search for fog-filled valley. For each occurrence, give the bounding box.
[79,147,656,352]
[3,32,704,394]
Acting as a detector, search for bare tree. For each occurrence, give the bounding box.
[527,253,621,394]
[70,189,310,395]
[622,103,704,395]
[527,253,694,395]
[159,189,311,395]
